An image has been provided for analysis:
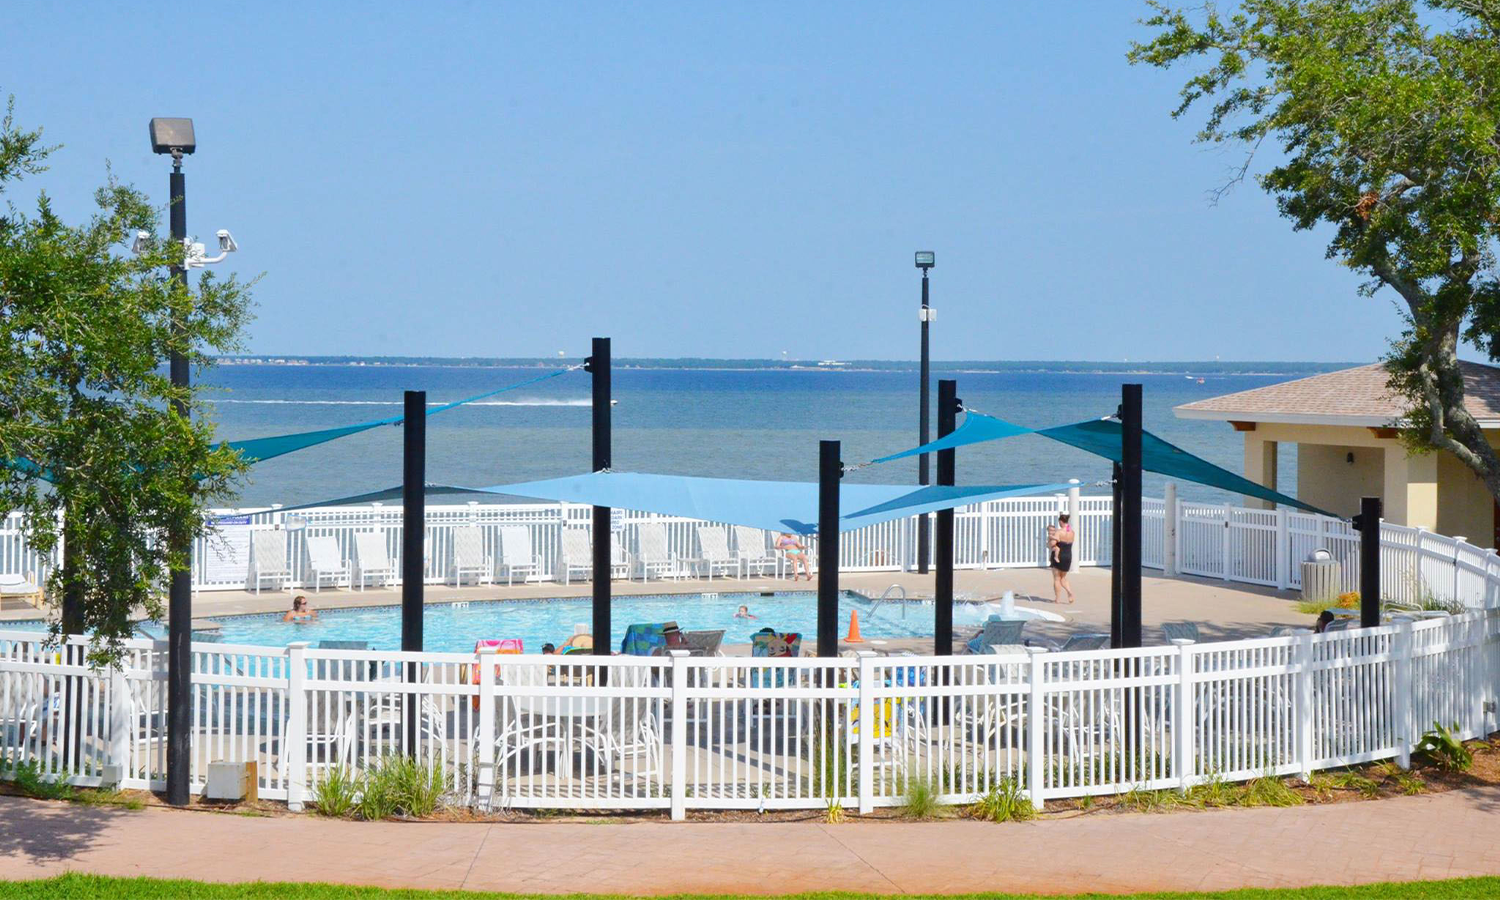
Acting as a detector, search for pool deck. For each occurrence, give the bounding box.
[0,567,1316,652]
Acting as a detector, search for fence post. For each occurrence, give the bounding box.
[1163,483,1178,577]
[475,647,497,810]
[107,664,133,786]
[1393,620,1413,769]
[1295,632,1314,782]
[285,641,309,811]
[856,651,876,814]
[1025,646,1048,810]
[1453,537,1466,605]
[1221,503,1232,581]
[670,650,688,820]
[1172,638,1195,792]
[1275,507,1290,590]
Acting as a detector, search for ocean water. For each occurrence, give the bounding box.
[200,365,1301,509]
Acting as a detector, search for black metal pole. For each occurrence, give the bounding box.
[1110,461,1122,649]
[935,380,958,655]
[166,159,192,806]
[1121,385,1144,649]
[817,440,842,658]
[587,338,612,660]
[917,269,931,574]
[1357,496,1382,628]
[402,390,426,751]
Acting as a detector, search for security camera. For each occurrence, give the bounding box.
[216,229,238,253]
[131,230,151,254]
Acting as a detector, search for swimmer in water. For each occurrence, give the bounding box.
[734,604,757,619]
[282,595,316,623]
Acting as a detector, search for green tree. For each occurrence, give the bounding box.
[0,97,252,665]
[1130,0,1500,498]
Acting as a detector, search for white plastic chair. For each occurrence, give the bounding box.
[691,525,738,580]
[249,529,292,594]
[305,535,351,592]
[450,526,494,586]
[558,529,592,584]
[498,526,541,586]
[733,526,779,579]
[632,523,682,581]
[352,531,397,590]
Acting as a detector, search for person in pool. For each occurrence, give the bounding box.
[776,532,811,581]
[734,605,757,619]
[282,595,316,623]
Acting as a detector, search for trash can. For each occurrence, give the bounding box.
[1300,549,1342,603]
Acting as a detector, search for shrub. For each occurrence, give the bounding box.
[386,756,447,818]
[5,760,76,802]
[969,777,1036,823]
[1415,722,1474,772]
[897,776,943,819]
[312,766,357,818]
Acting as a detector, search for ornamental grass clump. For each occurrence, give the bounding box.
[897,776,943,820]
[969,777,1036,823]
[313,757,449,821]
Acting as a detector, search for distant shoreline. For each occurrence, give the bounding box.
[214,356,1358,377]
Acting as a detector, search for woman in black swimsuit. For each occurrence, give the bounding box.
[1050,514,1076,604]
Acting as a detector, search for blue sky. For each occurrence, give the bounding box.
[5,1,1408,362]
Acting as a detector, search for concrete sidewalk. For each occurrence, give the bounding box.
[2,787,1499,895]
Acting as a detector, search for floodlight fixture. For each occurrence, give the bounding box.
[131,230,151,254]
[914,251,935,270]
[149,118,196,156]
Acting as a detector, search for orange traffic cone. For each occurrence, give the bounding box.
[845,610,865,643]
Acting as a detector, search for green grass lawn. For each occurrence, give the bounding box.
[4,874,1500,899]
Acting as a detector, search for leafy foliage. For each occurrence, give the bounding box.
[1130,1,1500,500]
[0,94,254,663]
[1415,721,1474,771]
[969,777,1037,822]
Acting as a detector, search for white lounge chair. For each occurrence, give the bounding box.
[353,531,398,590]
[498,526,541,586]
[733,526,779,579]
[305,535,351,592]
[250,529,292,594]
[609,533,631,580]
[691,525,738,580]
[0,573,44,610]
[632,523,683,581]
[450,526,493,586]
[558,529,592,584]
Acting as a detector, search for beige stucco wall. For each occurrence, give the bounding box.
[1296,443,1384,519]
[1230,421,1496,546]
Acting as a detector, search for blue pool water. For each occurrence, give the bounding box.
[191,591,928,653]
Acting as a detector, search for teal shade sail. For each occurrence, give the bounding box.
[218,367,576,466]
[1036,418,1330,515]
[0,457,55,483]
[872,412,1033,463]
[471,472,1079,534]
[273,484,478,514]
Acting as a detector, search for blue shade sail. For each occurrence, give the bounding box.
[220,367,576,465]
[1036,418,1330,515]
[872,412,1034,463]
[470,472,1079,534]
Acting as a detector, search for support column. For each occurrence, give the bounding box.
[1356,496,1382,629]
[402,390,426,751]
[1163,482,1179,577]
[817,440,842,658]
[1120,384,1143,649]
[586,338,612,661]
[1243,435,1278,509]
[935,380,958,655]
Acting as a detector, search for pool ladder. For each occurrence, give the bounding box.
[867,583,908,620]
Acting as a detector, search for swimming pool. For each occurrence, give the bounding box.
[190,591,933,653]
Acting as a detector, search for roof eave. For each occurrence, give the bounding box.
[1173,407,1500,430]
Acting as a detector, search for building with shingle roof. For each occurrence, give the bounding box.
[1175,362,1500,546]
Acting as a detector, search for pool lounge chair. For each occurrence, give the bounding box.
[733,526,779,579]
[750,630,802,659]
[631,523,684,581]
[1161,621,1200,644]
[352,531,398,590]
[621,622,680,657]
[305,535,351,592]
[0,573,44,610]
[1030,632,1110,652]
[498,526,541,585]
[451,526,494,587]
[964,617,1024,654]
[558,529,592,584]
[689,525,738,581]
[680,629,726,656]
[250,529,292,594]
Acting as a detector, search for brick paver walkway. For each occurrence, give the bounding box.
[3,787,1499,895]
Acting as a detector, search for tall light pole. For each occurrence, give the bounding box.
[915,251,935,574]
[147,118,237,806]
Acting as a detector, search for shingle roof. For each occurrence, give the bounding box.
[1174,362,1500,426]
